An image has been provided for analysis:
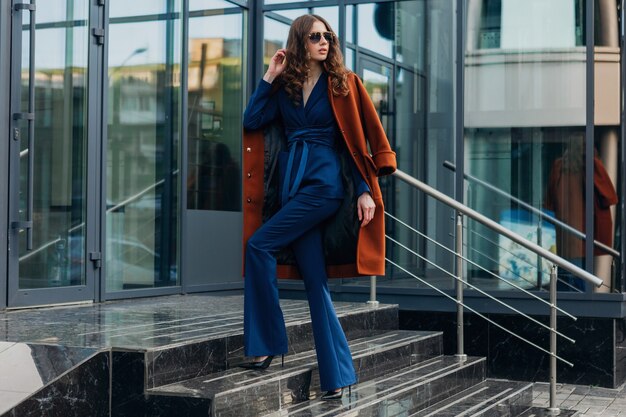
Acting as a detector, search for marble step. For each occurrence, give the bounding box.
[142,301,399,390]
[274,355,486,417]
[412,379,533,416]
[0,341,111,417]
[146,330,443,417]
[112,301,398,412]
[0,343,110,417]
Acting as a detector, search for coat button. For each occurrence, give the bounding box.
[246,147,251,152]
[352,151,357,156]
[247,198,252,203]
[247,172,252,178]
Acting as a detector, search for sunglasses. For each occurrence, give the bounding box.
[308,31,334,44]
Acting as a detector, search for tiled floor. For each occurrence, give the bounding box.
[532,381,626,416]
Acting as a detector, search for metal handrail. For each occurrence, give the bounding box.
[386,168,607,413]
[386,235,575,344]
[393,169,603,287]
[463,226,584,293]
[444,160,620,258]
[385,259,574,367]
[385,212,577,319]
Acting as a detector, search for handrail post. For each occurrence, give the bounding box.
[456,213,466,360]
[548,264,560,413]
[536,223,543,288]
[367,275,379,306]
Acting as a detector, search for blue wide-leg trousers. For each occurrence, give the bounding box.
[244,192,358,391]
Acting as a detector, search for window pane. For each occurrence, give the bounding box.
[357,3,393,58]
[190,0,241,10]
[263,17,290,73]
[106,5,182,291]
[273,9,307,21]
[312,7,339,34]
[187,12,244,211]
[109,0,179,18]
[464,0,609,292]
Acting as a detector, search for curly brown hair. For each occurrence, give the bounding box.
[279,14,350,106]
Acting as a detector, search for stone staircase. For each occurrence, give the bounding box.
[1,298,579,416]
[112,302,555,417]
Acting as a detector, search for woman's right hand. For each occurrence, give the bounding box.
[264,49,287,83]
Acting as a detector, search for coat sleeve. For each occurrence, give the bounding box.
[594,156,618,208]
[243,79,279,130]
[354,74,397,176]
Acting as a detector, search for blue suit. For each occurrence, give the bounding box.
[242,76,364,391]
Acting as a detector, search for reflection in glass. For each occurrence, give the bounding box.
[357,3,393,58]
[187,13,244,211]
[362,68,390,132]
[312,7,339,33]
[464,0,599,291]
[106,3,181,291]
[346,5,354,44]
[18,2,89,289]
[344,48,354,71]
[263,17,289,72]
[109,0,179,19]
[273,9,307,21]
[471,0,584,50]
[190,0,238,11]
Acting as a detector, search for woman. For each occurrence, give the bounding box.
[240,14,396,400]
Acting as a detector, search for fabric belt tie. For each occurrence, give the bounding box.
[282,139,309,207]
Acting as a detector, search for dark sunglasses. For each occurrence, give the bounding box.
[308,31,334,44]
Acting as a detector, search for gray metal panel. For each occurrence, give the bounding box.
[184,210,243,286]
[86,0,105,304]
[0,1,11,309]
[99,0,110,301]
[180,0,190,292]
[622,0,626,293]
[7,0,25,306]
[585,0,595,278]
[454,0,465,204]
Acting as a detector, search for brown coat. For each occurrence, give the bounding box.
[242,72,397,279]
[545,156,618,257]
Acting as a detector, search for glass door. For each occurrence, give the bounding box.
[7,0,96,307]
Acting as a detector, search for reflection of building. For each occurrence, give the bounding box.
[186,37,243,211]
[465,0,620,290]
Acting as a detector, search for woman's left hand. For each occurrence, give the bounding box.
[357,192,376,227]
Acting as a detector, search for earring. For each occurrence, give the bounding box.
[306,50,311,60]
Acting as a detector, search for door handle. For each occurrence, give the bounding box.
[13,1,36,251]
[11,221,33,230]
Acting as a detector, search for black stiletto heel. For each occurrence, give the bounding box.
[238,355,275,370]
[239,354,286,370]
[321,385,351,400]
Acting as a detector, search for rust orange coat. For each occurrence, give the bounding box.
[242,72,397,279]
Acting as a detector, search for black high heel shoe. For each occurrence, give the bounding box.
[321,385,352,400]
[238,354,284,370]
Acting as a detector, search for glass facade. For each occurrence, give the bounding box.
[1,0,625,308]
